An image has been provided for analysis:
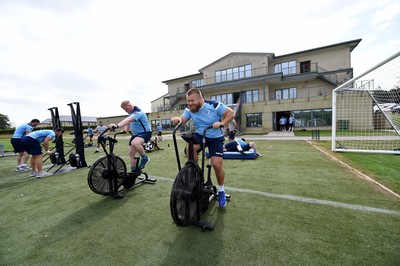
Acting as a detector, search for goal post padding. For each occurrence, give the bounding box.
[332,51,400,154]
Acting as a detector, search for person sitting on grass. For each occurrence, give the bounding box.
[224,138,262,157]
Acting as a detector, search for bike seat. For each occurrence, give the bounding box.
[181,132,199,144]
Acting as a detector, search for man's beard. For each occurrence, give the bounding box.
[189,102,201,112]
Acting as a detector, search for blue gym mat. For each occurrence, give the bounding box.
[206,150,257,159]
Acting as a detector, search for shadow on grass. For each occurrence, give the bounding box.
[33,196,129,249]
[160,202,227,265]
[0,171,38,191]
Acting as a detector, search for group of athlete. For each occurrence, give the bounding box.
[10,120,64,178]
[11,88,261,208]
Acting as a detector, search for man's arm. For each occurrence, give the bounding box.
[43,136,52,154]
[215,107,235,128]
[108,117,134,132]
[171,116,187,125]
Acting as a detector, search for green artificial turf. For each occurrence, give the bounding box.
[0,136,399,265]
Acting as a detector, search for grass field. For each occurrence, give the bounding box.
[0,134,399,265]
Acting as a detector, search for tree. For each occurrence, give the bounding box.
[0,113,11,129]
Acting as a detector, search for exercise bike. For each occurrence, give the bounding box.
[170,122,230,230]
[87,128,156,199]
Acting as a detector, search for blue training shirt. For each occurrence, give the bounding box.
[27,130,55,143]
[182,100,227,138]
[12,123,33,138]
[235,138,246,148]
[128,106,151,135]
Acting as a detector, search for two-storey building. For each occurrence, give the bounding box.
[149,39,361,133]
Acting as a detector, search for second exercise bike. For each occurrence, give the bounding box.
[87,128,156,199]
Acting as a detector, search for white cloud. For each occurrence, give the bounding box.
[1,0,400,126]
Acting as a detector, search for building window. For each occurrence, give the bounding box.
[275,88,296,100]
[246,113,262,127]
[161,119,172,129]
[300,61,311,73]
[191,79,204,87]
[274,60,296,75]
[152,119,173,130]
[211,93,233,105]
[216,64,252,83]
[241,90,259,103]
[292,108,332,127]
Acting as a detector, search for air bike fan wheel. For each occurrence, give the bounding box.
[170,161,202,226]
[87,156,126,195]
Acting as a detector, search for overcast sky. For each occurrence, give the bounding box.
[1,0,399,127]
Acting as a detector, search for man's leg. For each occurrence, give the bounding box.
[30,155,38,176]
[211,156,227,207]
[211,156,225,186]
[130,137,149,169]
[250,142,262,157]
[128,144,138,170]
[36,155,44,173]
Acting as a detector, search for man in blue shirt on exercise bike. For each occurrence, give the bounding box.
[171,88,235,207]
[108,100,152,171]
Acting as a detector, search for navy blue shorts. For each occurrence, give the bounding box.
[10,138,24,153]
[130,132,152,145]
[97,135,107,144]
[228,130,236,140]
[225,141,250,152]
[193,133,224,157]
[21,136,42,155]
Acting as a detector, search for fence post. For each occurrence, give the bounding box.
[312,130,320,140]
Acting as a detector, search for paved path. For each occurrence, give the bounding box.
[161,131,328,141]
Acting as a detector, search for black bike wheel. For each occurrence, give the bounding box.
[170,162,201,226]
[87,156,127,195]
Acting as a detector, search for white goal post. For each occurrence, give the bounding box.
[332,50,400,154]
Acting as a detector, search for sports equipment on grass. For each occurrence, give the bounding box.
[207,150,257,159]
[332,51,400,154]
[87,128,156,199]
[44,103,88,174]
[170,123,230,231]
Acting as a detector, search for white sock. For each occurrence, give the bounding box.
[218,185,224,192]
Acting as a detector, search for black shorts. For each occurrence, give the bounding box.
[228,130,236,139]
[97,136,107,144]
[10,138,23,153]
[193,133,224,157]
[21,136,42,155]
[130,132,152,145]
[225,142,250,152]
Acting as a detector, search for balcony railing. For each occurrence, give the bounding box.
[194,62,339,87]
[158,62,345,111]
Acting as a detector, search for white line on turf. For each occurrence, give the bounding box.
[154,176,400,216]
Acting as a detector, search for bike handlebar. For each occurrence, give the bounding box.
[98,128,110,138]
[99,127,127,140]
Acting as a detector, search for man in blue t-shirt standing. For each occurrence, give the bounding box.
[171,88,235,207]
[156,122,163,142]
[108,100,152,171]
[10,119,40,172]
